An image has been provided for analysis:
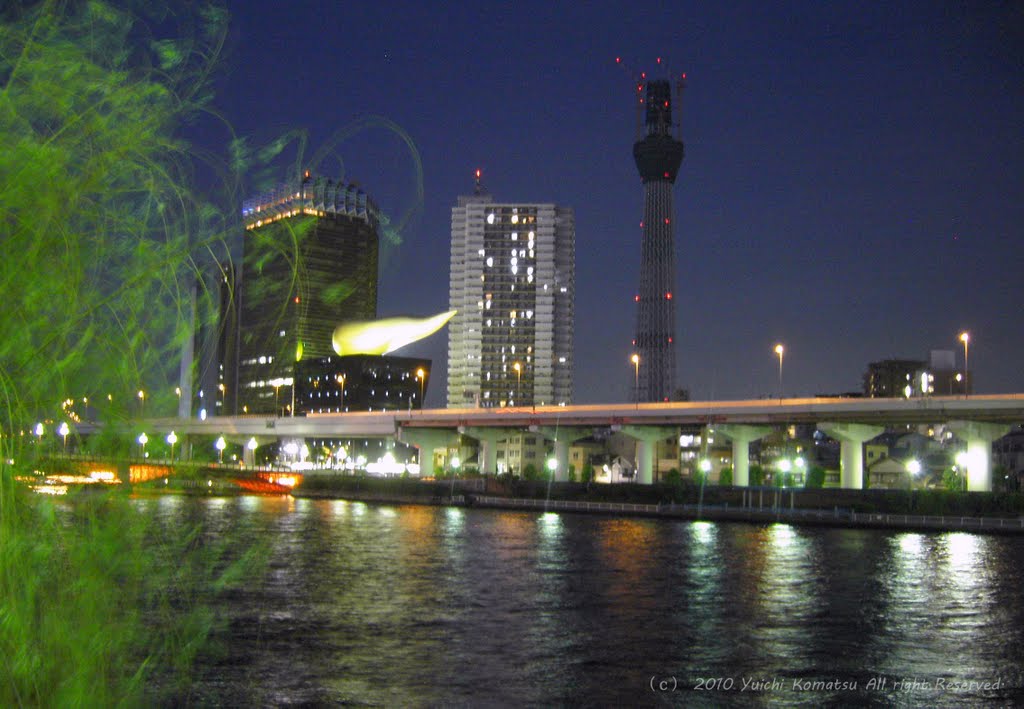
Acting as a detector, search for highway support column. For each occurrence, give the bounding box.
[947,421,1010,492]
[714,424,773,487]
[399,428,457,476]
[620,426,678,485]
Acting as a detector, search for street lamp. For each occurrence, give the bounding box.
[774,344,784,400]
[215,436,226,464]
[335,374,347,412]
[512,362,522,406]
[58,422,70,453]
[450,455,461,499]
[415,369,425,411]
[546,456,558,480]
[698,458,711,517]
[138,432,148,458]
[272,378,283,416]
[137,389,145,416]
[906,458,921,493]
[166,431,177,461]
[631,354,640,409]
[955,450,970,491]
[959,332,969,397]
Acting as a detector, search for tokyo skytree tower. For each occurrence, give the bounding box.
[630,69,685,402]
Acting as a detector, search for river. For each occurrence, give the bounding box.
[141,494,1024,706]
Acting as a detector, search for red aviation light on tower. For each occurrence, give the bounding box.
[657,57,662,64]
[616,56,622,64]
[475,168,481,179]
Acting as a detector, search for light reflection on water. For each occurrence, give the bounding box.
[149,496,1024,706]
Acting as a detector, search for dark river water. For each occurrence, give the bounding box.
[140,494,1024,707]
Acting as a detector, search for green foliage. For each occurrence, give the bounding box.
[567,465,578,483]
[0,0,235,441]
[581,460,594,483]
[0,483,262,706]
[749,464,765,486]
[805,465,827,488]
[942,467,965,491]
[664,467,682,486]
[718,466,733,486]
[522,462,539,481]
[0,3,264,704]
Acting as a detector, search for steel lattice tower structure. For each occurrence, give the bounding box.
[632,77,684,402]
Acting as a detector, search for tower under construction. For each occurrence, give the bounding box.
[632,74,684,402]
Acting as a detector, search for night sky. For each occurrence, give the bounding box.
[209,1,1023,405]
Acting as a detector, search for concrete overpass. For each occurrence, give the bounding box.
[135,394,1024,492]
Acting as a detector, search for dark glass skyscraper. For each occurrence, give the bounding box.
[632,78,684,402]
[235,174,379,414]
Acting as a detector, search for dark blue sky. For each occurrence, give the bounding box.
[211,1,1023,405]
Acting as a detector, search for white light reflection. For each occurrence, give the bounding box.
[539,511,562,538]
[690,520,716,546]
[445,507,464,534]
[331,500,348,516]
[943,533,988,591]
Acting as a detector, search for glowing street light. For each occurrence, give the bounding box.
[137,389,145,416]
[272,378,284,416]
[215,436,226,464]
[58,422,70,452]
[698,458,711,516]
[449,454,461,498]
[631,353,640,409]
[774,344,784,400]
[512,362,522,405]
[138,432,148,458]
[166,431,178,461]
[959,332,969,396]
[906,458,922,493]
[546,456,558,479]
[415,369,425,411]
[955,450,970,491]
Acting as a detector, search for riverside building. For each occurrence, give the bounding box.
[446,171,574,408]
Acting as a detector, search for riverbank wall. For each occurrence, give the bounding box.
[290,482,1024,535]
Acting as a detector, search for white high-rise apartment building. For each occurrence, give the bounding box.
[447,177,574,408]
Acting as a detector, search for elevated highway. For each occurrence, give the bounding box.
[131,394,1024,491]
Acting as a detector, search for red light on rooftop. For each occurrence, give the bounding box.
[634,295,640,302]
[664,218,670,224]
[475,168,481,179]
[663,171,669,178]
[665,292,672,300]
[616,57,621,63]
[294,296,300,303]
[668,337,673,343]
[657,57,662,64]
[641,72,646,79]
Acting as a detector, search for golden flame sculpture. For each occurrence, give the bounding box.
[332,310,456,356]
